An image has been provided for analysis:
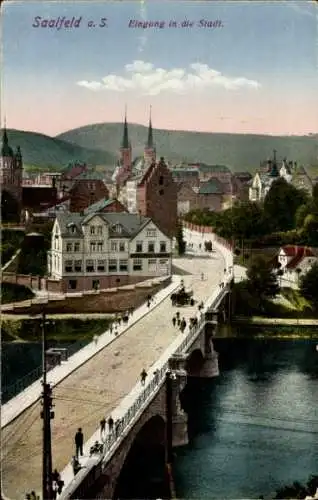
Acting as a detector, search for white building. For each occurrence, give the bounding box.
[277,245,318,285]
[48,211,172,292]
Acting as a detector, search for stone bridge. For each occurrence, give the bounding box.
[59,259,233,497]
[1,227,234,500]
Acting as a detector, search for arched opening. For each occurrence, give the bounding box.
[114,415,168,499]
[1,190,20,223]
[186,348,205,377]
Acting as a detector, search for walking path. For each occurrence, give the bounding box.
[1,252,226,500]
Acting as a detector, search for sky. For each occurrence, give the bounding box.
[1,0,318,136]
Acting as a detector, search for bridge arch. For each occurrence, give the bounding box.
[113,414,167,499]
[186,348,205,376]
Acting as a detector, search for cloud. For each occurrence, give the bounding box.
[76,60,261,95]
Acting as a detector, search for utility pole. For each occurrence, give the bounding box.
[40,311,54,500]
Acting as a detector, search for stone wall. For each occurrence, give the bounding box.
[6,277,171,314]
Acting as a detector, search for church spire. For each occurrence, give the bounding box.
[146,105,154,148]
[1,117,13,157]
[121,105,130,149]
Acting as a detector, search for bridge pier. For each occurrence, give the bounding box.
[169,355,189,447]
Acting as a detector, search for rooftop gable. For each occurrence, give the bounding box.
[199,178,224,195]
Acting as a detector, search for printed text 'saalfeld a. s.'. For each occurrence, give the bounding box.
[32,16,224,30]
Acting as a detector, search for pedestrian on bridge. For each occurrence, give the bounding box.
[100,417,106,439]
[75,428,84,458]
[72,456,81,476]
[201,272,204,281]
[93,334,98,345]
[140,368,147,385]
[172,316,176,327]
[108,416,114,432]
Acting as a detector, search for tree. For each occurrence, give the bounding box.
[176,221,186,256]
[246,256,280,307]
[263,178,308,232]
[300,263,318,310]
[301,214,318,246]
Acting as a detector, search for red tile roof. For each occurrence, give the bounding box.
[284,246,315,269]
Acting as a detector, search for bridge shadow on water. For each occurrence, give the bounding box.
[114,415,170,500]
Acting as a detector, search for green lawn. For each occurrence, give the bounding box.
[1,318,113,342]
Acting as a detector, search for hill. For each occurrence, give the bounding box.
[57,123,318,172]
[0,129,116,170]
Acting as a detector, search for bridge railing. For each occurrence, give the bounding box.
[59,272,233,500]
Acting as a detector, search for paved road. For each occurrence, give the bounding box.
[2,252,226,500]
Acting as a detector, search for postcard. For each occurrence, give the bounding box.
[1,1,317,500]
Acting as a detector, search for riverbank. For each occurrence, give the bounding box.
[217,322,318,339]
[1,317,112,342]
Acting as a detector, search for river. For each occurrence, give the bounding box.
[175,339,318,499]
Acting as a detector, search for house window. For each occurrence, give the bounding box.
[109,259,117,272]
[119,242,125,252]
[160,241,167,253]
[66,243,72,252]
[146,229,156,238]
[133,258,142,271]
[159,259,168,268]
[148,241,155,253]
[114,224,122,234]
[90,241,96,252]
[119,259,128,271]
[64,260,73,273]
[148,258,156,271]
[74,242,80,252]
[97,241,103,252]
[111,241,118,252]
[159,176,164,186]
[97,259,106,272]
[136,241,143,252]
[159,189,164,195]
[86,260,95,272]
[97,226,103,235]
[68,280,77,290]
[90,226,95,235]
[74,260,82,272]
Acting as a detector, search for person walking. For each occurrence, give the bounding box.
[172,316,176,327]
[93,334,98,345]
[108,415,114,432]
[100,417,106,439]
[140,369,147,385]
[75,428,84,458]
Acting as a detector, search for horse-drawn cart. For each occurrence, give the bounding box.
[170,286,194,306]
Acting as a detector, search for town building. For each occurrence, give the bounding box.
[68,171,110,212]
[136,157,178,238]
[249,151,313,202]
[0,127,23,219]
[48,211,172,292]
[83,197,128,215]
[277,245,318,284]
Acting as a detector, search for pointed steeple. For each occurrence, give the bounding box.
[1,119,13,157]
[121,105,130,149]
[146,105,154,148]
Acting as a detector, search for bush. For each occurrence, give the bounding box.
[1,283,34,304]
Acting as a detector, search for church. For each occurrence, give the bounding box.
[0,127,23,221]
[113,109,178,238]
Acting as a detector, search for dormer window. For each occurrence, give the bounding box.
[112,223,122,234]
[67,222,76,234]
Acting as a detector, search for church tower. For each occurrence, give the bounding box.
[120,107,132,174]
[0,126,23,208]
[144,106,156,168]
